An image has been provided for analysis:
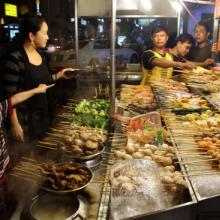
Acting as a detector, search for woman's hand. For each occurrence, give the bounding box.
[11,123,24,142]
[57,67,80,80]
[35,84,55,93]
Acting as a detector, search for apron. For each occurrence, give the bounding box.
[25,57,53,139]
[141,50,173,85]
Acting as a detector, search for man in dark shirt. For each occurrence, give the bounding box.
[188,21,214,66]
[169,33,196,75]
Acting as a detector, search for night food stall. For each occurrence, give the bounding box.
[5,0,220,220]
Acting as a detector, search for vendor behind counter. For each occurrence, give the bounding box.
[188,21,215,67]
[141,26,193,85]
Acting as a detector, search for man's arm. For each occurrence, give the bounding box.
[191,58,214,67]
[151,57,193,70]
[142,51,193,70]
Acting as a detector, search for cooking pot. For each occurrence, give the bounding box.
[30,193,80,220]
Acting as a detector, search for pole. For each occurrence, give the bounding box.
[177,11,181,36]
[111,0,116,114]
[75,0,79,66]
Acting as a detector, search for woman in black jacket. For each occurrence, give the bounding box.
[4,16,77,141]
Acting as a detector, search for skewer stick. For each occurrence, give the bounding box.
[46,132,63,137]
[102,152,114,155]
[38,141,57,146]
[112,143,126,147]
[11,170,40,180]
[50,128,64,133]
[177,158,219,164]
[21,157,46,165]
[186,172,220,177]
[178,152,208,155]
[59,121,71,124]
[42,137,59,142]
[13,167,41,177]
[10,173,39,183]
[57,124,71,128]
[36,145,58,150]
[19,162,41,169]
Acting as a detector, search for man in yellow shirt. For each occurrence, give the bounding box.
[141,26,193,84]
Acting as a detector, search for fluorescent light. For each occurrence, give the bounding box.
[140,0,152,11]
[117,0,138,10]
[172,0,182,12]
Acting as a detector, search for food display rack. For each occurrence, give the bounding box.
[96,80,220,219]
[154,80,220,219]
[96,111,197,220]
[9,74,220,220]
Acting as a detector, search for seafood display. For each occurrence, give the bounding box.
[182,67,220,93]
[153,79,189,92]
[161,110,220,198]
[165,79,189,92]
[113,143,187,192]
[192,66,213,75]
[170,97,209,110]
[181,110,220,129]
[120,84,156,110]
[114,143,174,164]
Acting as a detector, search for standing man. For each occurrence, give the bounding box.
[141,26,192,84]
[188,21,214,66]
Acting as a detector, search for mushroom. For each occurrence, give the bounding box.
[161,176,174,184]
[164,165,175,172]
[123,154,133,160]
[132,152,144,159]
[142,148,153,156]
[125,145,136,154]
[143,156,152,160]
[70,146,83,155]
[85,140,98,150]
[114,151,125,159]
[80,132,91,141]
[74,138,84,147]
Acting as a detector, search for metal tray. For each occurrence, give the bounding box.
[41,162,93,194]
[64,143,106,161]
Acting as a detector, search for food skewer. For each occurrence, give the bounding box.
[10,173,39,183]
[38,141,57,146]
[21,157,47,165]
[12,167,42,177]
[36,144,58,151]
[176,158,219,165]
[46,132,63,137]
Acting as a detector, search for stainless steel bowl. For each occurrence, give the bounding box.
[41,162,93,194]
[30,193,80,220]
